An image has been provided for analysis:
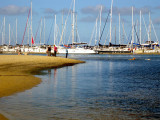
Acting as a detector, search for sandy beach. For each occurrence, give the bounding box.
[0,55,84,120]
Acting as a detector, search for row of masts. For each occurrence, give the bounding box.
[0,1,46,47]
[0,1,32,46]
[39,17,46,45]
[0,0,159,47]
[1,17,17,46]
[0,0,79,47]
[91,0,158,47]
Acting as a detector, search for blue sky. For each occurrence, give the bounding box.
[0,0,160,45]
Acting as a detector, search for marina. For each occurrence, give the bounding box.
[0,0,160,54]
[0,0,160,120]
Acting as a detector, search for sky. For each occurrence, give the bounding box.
[0,0,160,45]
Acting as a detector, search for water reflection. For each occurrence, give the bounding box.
[71,66,76,99]
[54,69,57,80]
[47,69,51,81]
[108,62,114,93]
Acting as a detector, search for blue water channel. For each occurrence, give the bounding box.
[0,54,160,120]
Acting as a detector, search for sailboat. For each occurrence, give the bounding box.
[57,0,97,54]
[133,11,160,54]
[94,0,131,54]
[18,1,48,54]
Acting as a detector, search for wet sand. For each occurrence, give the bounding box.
[0,55,84,120]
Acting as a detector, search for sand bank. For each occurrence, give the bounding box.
[0,55,84,120]
[0,114,8,120]
[0,55,84,97]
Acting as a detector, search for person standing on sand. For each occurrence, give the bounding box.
[18,46,21,55]
[54,45,58,57]
[47,45,51,56]
[66,49,68,58]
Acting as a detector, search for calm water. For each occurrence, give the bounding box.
[0,54,160,120]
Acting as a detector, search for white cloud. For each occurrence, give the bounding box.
[60,8,72,15]
[44,8,57,14]
[154,17,160,24]
[81,5,108,15]
[80,16,97,22]
[81,5,151,16]
[155,6,160,9]
[0,5,29,15]
[113,6,150,15]
[80,5,152,23]
[44,15,54,19]
[43,8,72,16]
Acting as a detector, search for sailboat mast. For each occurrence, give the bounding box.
[16,18,17,45]
[149,12,151,44]
[140,10,142,44]
[72,0,75,44]
[109,0,113,45]
[9,24,10,45]
[54,15,56,45]
[115,25,116,44]
[76,14,78,43]
[44,17,45,44]
[61,11,64,45]
[2,32,3,45]
[132,6,134,44]
[31,0,33,47]
[99,6,102,44]
[122,22,125,44]
[4,16,5,45]
[151,20,159,43]
[119,13,121,44]
[28,21,29,44]
[40,18,42,45]
[136,20,138,43]
[95,18,98,45]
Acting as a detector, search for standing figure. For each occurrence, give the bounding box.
[47,45,51,56]
[18,46,21,55]
[54,45,58,57]
[66,49,68,58]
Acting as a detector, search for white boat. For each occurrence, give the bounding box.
[19,46,46,53]
[1,45,16,52]
[96,46,131,54]
[57,46,97,54]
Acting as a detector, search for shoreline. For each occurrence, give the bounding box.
[2,51,160,55]
[0,55,84,120]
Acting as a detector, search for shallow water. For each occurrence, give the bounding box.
[0,54,160,120]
